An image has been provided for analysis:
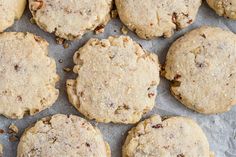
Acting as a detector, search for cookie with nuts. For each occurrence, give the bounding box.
[0,32,59,119]
[115,0,202,39]
[28,0,112,40]
[17,114,110,157]
[0,0,26,31]
[207,0,236,19]
[164,26,236,114]
[66,36,160,124]
[123,115,213,157]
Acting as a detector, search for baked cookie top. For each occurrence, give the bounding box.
[123,115,213,157]
[164,26,236,114]
[0,0,26,32]
[207,0,236,19]
[115,0,202,39]
[0,32,59,119]
[29,0,112,40]
[67,36,160,124]
[17,114,110,157]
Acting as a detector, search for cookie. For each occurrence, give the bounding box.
[0,144,2,157]
[0,32,59,119]
[123,115,213,157]
[0,0,26,32]
[164,26,236,114]
[28,0,112,40]
[207,0,236,19]
[66,36,160,124]
[115,0,202,39]
[17,114,110,157]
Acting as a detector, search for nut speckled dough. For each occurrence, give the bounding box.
[207,0,236,19]
[0,0,26,32]
[123,115,213,157]
[29,0,112,40]
[67,36,160,124]
[0,32,59,119]
[17,114,110,157]
[164,26,236,114]
[115,0,202,39]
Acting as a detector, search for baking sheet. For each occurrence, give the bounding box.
[0,1,236,157]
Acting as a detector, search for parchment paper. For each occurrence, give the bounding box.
[0,1,236,157]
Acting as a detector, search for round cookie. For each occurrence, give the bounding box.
[164,26,236,114]
[66,36,160,124]
[115,0,202,39]
[17,114,110,157]
[28,0,112,40]
[0,32,59,119]
[207,0,236,19]
[123,115,213,157]
[0,0,26,32]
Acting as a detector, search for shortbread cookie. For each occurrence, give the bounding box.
[123,115,213,157]
[115,0,202,39]
[164,26,236,114]
[0,0,26,31]
[0,32,59,119]
[207,0,236,19]
[17,114,110,157]
[29,0,112,40]
[67,36,160,124]
[0,144,2,157]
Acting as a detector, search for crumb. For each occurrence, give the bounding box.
[0,129,4,134]
[95,25,105,34]
[9,135,18,142]
[63,67,71,72]
[111,10,118,18]
[63,42,69,49]
[8,124,18,134]
[56,37,65,45]
[121,26,128,35]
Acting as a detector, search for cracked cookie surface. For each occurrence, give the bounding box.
[164,26,236,114]
[123,115,213,157]
[207,0,236,19]
[17,114,110,157]
[0,0,26,31]
[28,0,112,40]
[0,32,59,119]
[66,36,160,124]
[115,0,202,39]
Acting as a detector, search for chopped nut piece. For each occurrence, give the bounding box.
[152,124,163,129]
[56,37,65,45]
[8,124,19,134]
[0,129,4,134]
[63,67,71,72]
[95,25,105,34]
[63,42,69,49]
[121,26,128,35]
[9,135,18,142]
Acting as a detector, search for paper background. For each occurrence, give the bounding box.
[0,1,236,157]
